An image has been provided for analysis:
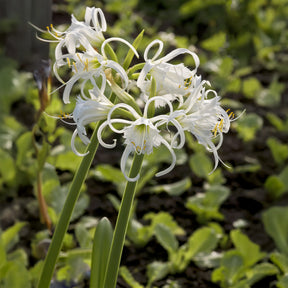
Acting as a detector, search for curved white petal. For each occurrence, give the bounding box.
[155,138,176,177]
[158,48,200,73]
[144,39,164,61]
[101,37,139,59]
[105,60,129,88]
[97,121,117,149]
[120,145,140,182]
[71,129,89,157]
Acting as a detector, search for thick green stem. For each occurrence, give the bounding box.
[37,123,101,288]
[103,153,144,288]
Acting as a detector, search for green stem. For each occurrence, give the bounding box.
[37,123,101,288]
[103,153,144,288]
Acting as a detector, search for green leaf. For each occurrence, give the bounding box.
[242,77,262,99]
[16,131,34,168]
[265,175,286,199]
[212,250,245,287]
[1,222,27,252]
[90,164,125,183]
[119,266,144,288]
[123,29,144,70]
[246,263,279,286]
[1,261,31,288]
[256,79,285,107]
[189,152,213,178]
[186,226,219,260]
[230,230,266,268]
[233,113,263,142]
[277,274,288,288]
[147,261,170,286]
[262,206,288,255]
[147,177,192,196]
[90,217,113,288]
[201,32,226,52]
[186,185,230,223]
[267,137,288,166]
[155,224,179,253]
[0,148,16,185]
[270,252,288,274]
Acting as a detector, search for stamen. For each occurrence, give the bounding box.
[73,62,78,73]
[66,57,71,68]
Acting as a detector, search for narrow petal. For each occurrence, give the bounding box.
[144,39,164,61]
[71,129,89,157]
[120,145,140,182]
[97,121,117,148]
[155,138,176,177]
[101,37,139,59]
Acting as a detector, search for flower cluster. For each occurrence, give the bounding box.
[42,7,233,182]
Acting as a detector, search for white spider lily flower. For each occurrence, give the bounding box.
[97,97,185,182]
[137,39,200,106]
[71,90,113,156]
[177,88,232,172]
[54,37,139,104]
[34,7,107,65]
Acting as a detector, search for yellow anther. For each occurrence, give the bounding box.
[73,62,78,73]
[46,26,50,31]
[84,59,89,71]
[219,119,224,132]
[66,57,71,68]
[228,111,234,119]
[212,123,218,137]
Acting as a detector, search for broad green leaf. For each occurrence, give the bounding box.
[16,131,34,169]
[265,175,286,199]
[155,224,179,253]
[147,261,170,286]
[0,116,25,150]
[186,185,230,223]
[212,250,244,287]
[57,253,88,283]
[147,177,192,196]
[119,266,144,288]
[256,79,284,107]
[90,164,125,183]
[201,32,226,52]
[270,252,288,274]
[242,77,262,99]
[279,166,288,191]
[2,261,31,288]
[0,148,16,185]
[233,113,263,142]
[262,206,288,255]
[75,224,92,249]
[231,230,266,268]
[144,212,185,236]
[189,152,213,178]
[267,137,288,166]
[266,112,288,132]
[186,227,219,260]
[246,263,279,287]
[90,217,113,288]
[277,275,288,288]
[1,222,27,252]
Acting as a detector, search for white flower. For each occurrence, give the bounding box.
[177,87,232,172]
[70,89,113,156]
[97,97,185,182]
[137,39,200,106]
[43,7,107,64]
[54,37,139,104]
